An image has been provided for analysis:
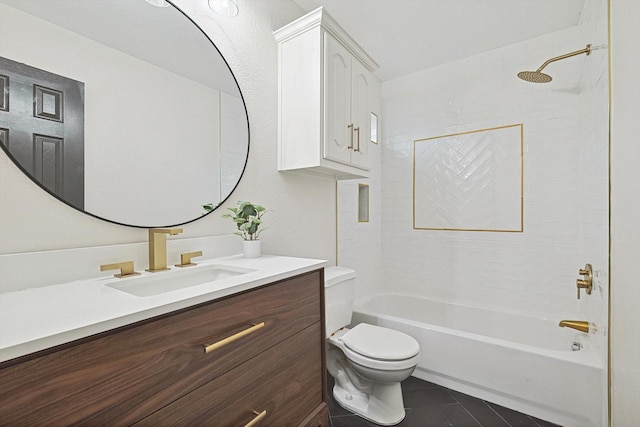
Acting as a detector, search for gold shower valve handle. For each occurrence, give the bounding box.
[576,263,593,299]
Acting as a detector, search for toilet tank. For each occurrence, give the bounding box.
[324,266,356,338]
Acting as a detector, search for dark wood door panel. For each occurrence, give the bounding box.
[0,56,84,209]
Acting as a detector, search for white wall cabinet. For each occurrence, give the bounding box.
[275,7,378,179]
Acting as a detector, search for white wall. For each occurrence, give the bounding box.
[610,0,640,424]
[0,0,335,265]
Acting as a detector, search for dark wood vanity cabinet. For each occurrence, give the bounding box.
[0,269,328,426]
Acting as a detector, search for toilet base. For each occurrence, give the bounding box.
[328,346,407,426]
[332,381,406,426]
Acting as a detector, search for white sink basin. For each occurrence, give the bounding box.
[106,264,254,297]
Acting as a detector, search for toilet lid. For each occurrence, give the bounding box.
[341,323,420,360]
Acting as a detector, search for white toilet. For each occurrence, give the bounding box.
[324,267,420,426]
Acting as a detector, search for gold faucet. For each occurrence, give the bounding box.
[559,320,590,333]
[146,228,183,272]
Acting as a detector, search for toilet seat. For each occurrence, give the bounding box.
[342,323,420,360]
[330,324,420,371]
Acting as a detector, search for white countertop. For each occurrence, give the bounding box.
[0,254,326,363]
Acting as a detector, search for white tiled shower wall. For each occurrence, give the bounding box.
[576,0,609,369]
[337,0,609,359]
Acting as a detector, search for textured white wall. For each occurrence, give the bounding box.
[610,0,640,424]
[0,0,335,262]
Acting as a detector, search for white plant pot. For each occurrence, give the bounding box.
[243,239,261,258]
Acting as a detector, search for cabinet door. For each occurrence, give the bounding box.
[323,33,352,166]
[349,58,371,170]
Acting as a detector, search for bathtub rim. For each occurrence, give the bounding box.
[352,291,603,369]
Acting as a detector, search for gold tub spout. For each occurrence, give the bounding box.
[559,320,590,333]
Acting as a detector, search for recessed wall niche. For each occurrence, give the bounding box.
[413,124,523,232]
[358,183,369,223]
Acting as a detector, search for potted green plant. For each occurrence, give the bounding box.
[221,201,267,258]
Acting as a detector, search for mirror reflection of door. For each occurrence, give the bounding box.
[0,0,250,227]
[0,56,84,210]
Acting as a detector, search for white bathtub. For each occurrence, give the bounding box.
[351,293,604,427]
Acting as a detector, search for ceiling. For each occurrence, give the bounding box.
[2,0,586,87]
[293,0,586,81]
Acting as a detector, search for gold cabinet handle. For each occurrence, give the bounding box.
[354,126,361,152]
[347,123,354,150]
[203,322,265,354]
[245,410,267,427]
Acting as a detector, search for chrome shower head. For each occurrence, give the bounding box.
[518,44,591,83]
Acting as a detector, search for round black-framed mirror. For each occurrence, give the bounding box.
[0,0,249,228]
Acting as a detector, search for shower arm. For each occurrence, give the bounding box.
[536,44,592,73]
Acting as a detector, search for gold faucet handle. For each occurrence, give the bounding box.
[175,251,203,268]
[579,263,593,277]
[576,263,593,299]
[100,261,141,278]
[576,279,592,299]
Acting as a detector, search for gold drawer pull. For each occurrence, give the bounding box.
[244,410,267,427]
[203,322,265,354]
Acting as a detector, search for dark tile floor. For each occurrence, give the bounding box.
[328,375,560,427]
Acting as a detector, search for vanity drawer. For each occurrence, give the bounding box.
[136,322,323,426]
[0,270,322,426]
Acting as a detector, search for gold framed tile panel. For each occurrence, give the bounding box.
[413,123,524,232]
